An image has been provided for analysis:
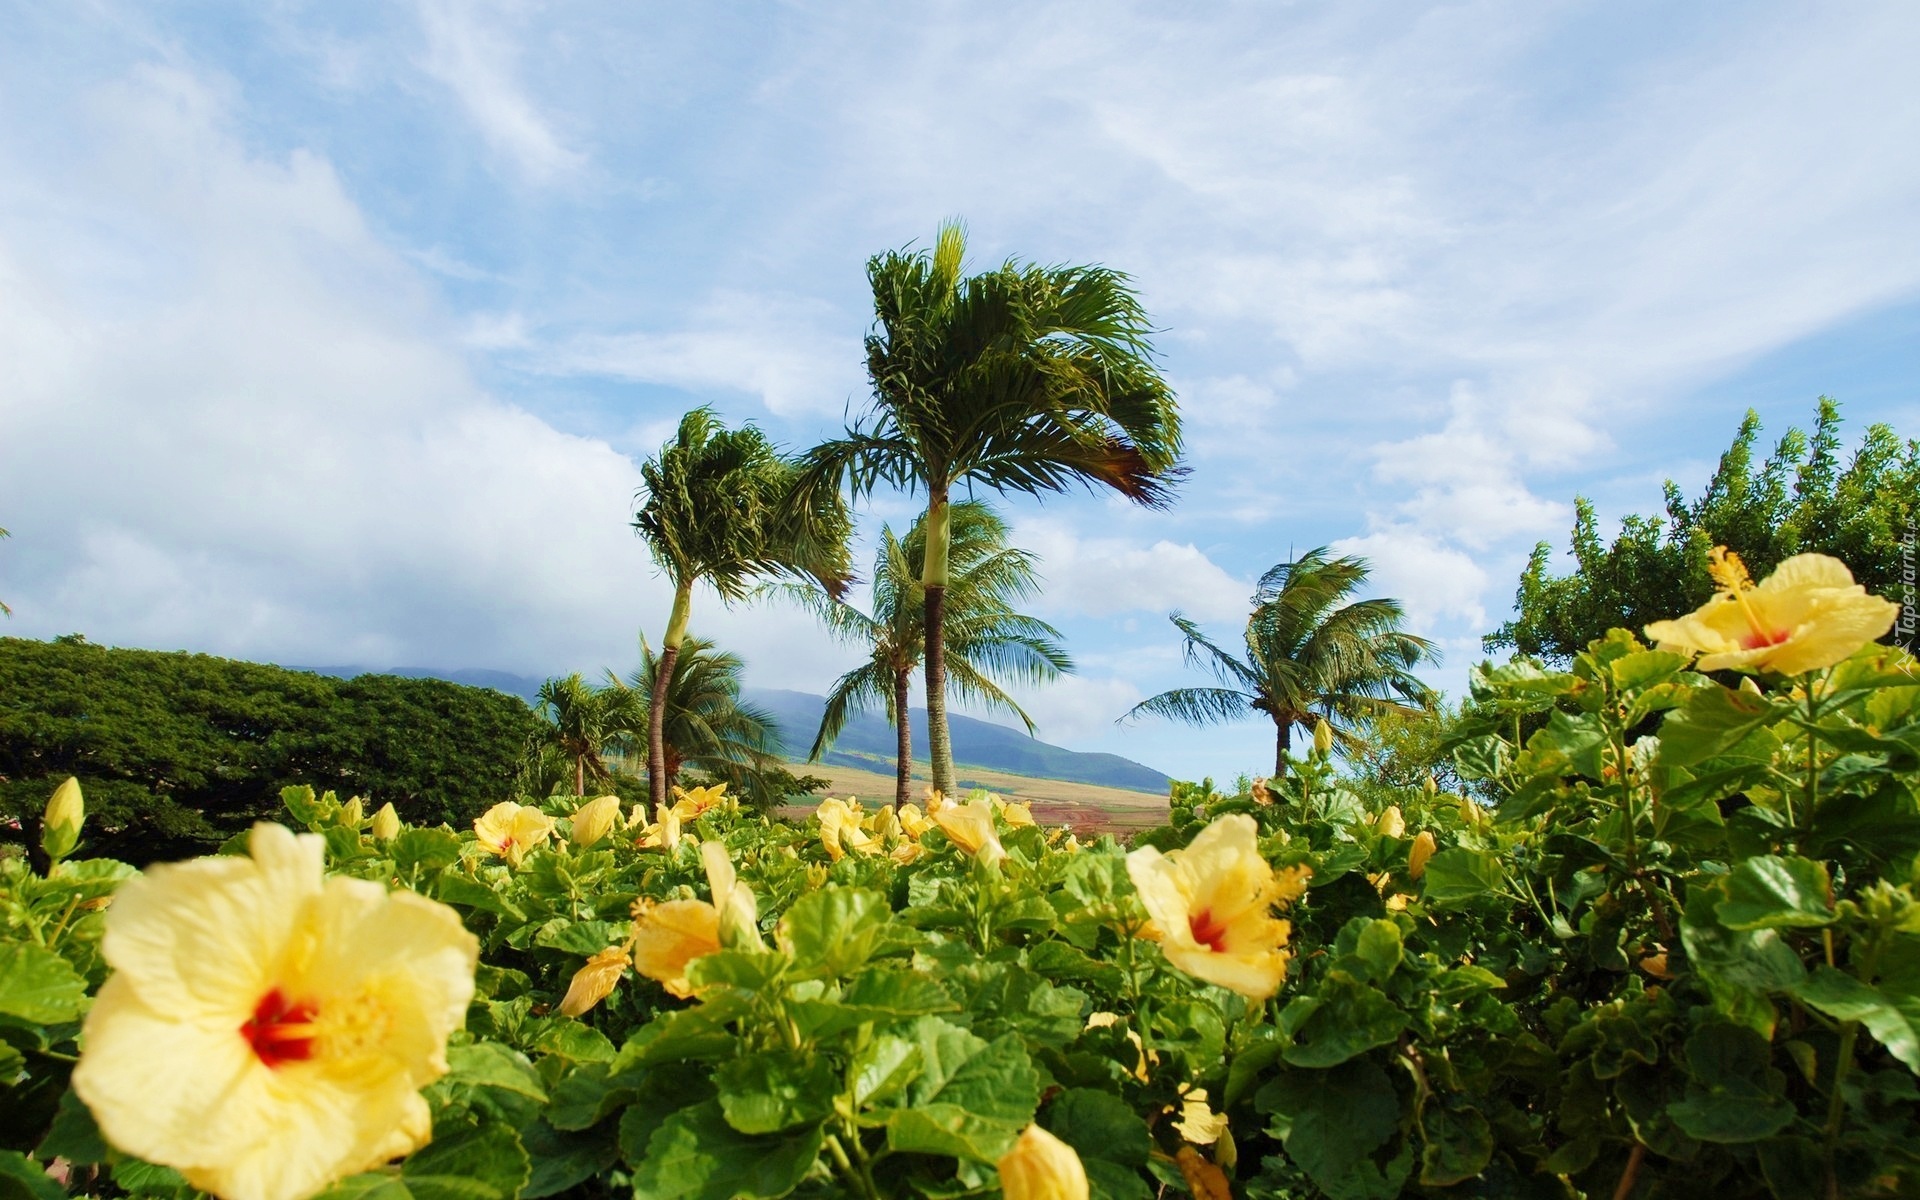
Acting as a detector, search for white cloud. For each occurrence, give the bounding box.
[0,64,854,694]
[1329,526,1490,637]
[536,291,864,418]
[415,0,584,182]
[994,674,1146,746]
[1013,518,1250,625]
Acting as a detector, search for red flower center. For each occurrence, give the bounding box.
[1189,909,1230,952]
[242,988,317,1068]
[1740,627,1793,650]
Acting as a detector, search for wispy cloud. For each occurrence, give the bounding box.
[415,0,584,183]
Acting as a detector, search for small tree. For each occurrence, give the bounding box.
[772,501,1071,806]
[632,409,850,809]
[1126,548,1439,776]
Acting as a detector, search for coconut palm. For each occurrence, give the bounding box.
[801,221,1181,795]
[1124,548,1440,777]
[772,501,1073,806]
[532,673,637,796]
[633,409,851,809]
[603,635,782,799]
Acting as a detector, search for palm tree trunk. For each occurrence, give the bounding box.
[894,667,913,808]
[650,580,694,811]
[1274,719,1292,780]
[922,490,955,796]
[575,756,585,797]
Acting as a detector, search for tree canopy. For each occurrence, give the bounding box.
[1490,398,1919,662]
[0,637,539,863]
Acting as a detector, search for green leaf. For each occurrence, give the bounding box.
[534,920,626,956]
[1416,1101,1494,1187]
[1257,1061,1408,1200]
[309,1174,411,1200]
[630,1101,822,1200]
[401,1121,530,1200]
[527,1019,616,1064]
[518,1119,619,1200]
[0,944,86,1024]
[446,1042,547,1101]
[392,827,462,873]
[884,1018,1039,1161]
[1658,685,1781,768]
[1281,975,1408,1068]
[850,1035,921,1106]
[1665,1024,1795,1143]
[1681,882,1808,994]
[36,1089,109,1164]
[1351,920,1404,982]
[776,887,890,977]
[1794,967,1920,1073]
[0,1153,65,1200]
[1044,1089,1149,1168]
[1719,856,1835,930]
[715,1050,836,1135]
[1419,849,1503,905]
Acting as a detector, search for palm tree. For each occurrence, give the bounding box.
[633,409,851,809]
[603,635,782,798]
[532,673,637,796]
[1124,548,1440,777]
[802,221,1181,796]
[772,501,1073,806]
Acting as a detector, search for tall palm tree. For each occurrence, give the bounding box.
[1125,548,1440,777]
[603,635,782,798]
[802,221,1181,796]
[532,673,636,796]
[772,501,1073,806]
[633,409,851,809]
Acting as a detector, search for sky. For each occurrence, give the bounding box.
[2,1,1917,783]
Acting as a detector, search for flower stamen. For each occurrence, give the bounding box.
[242,989,318,1068]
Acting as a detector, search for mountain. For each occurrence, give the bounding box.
[742,688,1170,794]
[294,666,1170,794]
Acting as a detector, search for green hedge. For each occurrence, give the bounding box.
[0,638,539,863]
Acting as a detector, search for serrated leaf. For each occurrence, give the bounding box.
[392,827,462,873]
[1719,856,1835,930]
[1658,686,1781,768]
[1794,967,1920,1073]
[1419,849,1503,905]
[1257,1061,1408,1200]
[0,1152,65,1200]
[715,1050,836,1134]
[1665,1024,1795,1143]
[0,944,86,1025]
[1045,1089,1149,1168]
[1281,976,1407,1068]
[401,1121,530,1200]
[776,888,890,977]
[630,1101,822,1200]
[447,1042,547,1101]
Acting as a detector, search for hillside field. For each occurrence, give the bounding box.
[786,751,1169,834]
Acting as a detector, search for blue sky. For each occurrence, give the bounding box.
[2,2,1916,782]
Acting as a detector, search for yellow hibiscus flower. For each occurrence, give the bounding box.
[1124,814,1309,1000]
[558,946,629,1017]
[473,801,554,867]
[997,1124,1088,1200]
[896,802,933,839]
[670,782,729,820]
[932,793,1005,867]
[569,795,622,849]
[629,842,758,998]
[636,803,683,851]
[1644,548,1899,675]
[815,797,876,861]
[72,823,477,1200]
[1408,830,1438,880]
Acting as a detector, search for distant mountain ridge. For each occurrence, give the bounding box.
[294,667,1171,794]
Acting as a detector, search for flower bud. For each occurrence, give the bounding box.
[1375,805,1405,839]
[41,777,84,862]
[1313,719,1333,756]
[571,794,622,848]
[337,796,364,829]
[1423,775,1438,799]
[998,1125,1088,1200]
[370,802,401,842]
[1408,830,1437,879]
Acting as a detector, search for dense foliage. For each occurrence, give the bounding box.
[1490,399,1919,661]
[0,638,540,863]
[6,597,1919,1198]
